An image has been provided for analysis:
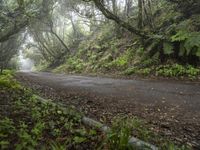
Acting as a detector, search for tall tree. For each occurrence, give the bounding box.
[138,0,144,29]
[87,0,151,38]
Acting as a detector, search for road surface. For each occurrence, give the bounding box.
[17,71,200,109]
[16,71,200,148]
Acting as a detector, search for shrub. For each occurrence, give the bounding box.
[0,70,22,89]
[156,64,200,78]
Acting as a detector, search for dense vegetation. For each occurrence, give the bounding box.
[0,0,200,78]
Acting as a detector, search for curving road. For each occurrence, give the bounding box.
[16,71,200,148]
[17,71,200,110]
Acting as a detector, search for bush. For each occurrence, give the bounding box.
[0,70,21,89]
[156,64,200,78]
[124,64,200,79]
[102,117,136,150]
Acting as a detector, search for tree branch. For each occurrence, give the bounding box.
[91,0,150,38]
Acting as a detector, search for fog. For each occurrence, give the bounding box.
[19,50,34,71]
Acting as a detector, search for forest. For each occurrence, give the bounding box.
[0,0,200,150]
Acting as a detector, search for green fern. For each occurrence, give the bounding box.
[196,47,200,57]
[171,31,200,57]
[178,43,186,56]
[184,32,200,55]
[171,30,188,42]
[163,42,174,55]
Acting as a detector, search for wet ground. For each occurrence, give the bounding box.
[16,71,200,148]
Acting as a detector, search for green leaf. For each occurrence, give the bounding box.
[89,129,97,135]
[163,42,174,55]
[171,30,188,42]
[0,141,9,149]
[196,47,200,57]
[178,42,186,56]
[73,136,87,144]
[57,110,62,114]
[184,32,200,55]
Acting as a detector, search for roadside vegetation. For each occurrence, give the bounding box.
[0,71,99,149]
[0,70,191,149]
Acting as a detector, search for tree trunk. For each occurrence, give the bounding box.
[125,0,132,18]
[50,29,70,54]
[0,62,3,74]
[111,0,117,15]
[0,19,28,43]
[92,0,150,39]
[138,0,144,29]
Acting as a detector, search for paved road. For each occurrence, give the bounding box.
[17,71,200,111]
[16,71,200,148]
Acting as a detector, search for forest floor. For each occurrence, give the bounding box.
[16,71,200,149]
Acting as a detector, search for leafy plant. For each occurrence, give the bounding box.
[49,141,66,150]
[171,31,200,57]
[102,117,135,150]
[163,42,174,55]
[0,72,101,149]
[156,64,200,78]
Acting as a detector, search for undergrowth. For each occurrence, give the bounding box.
[53,47,200,80]
[51,24,200,79]
[0,71,101,149]
[124,64,200,79]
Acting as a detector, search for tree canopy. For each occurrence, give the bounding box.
[0,0,200,71]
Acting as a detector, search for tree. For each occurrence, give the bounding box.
[0,0,50,43]
[166,0,200,17]
[138,0,154,29]
[0,34,25,73]
[138,0,144,29]
[86,0,151,38]
[124,0,133,18]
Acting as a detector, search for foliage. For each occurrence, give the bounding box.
[0,73,101,149]
[124,64,200,79]
[108,50,132,70]
[0,71,192,149]
[102,116,191,150]
[171,31,200,57]
[102,117,134,150]
[156,64,200,79]
[123,67,151,76]
[33,61,50,72]
[163,42,174,55]
[0,70,22,89]
[54,57,86,73]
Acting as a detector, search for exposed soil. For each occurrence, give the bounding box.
[16,71,200,149]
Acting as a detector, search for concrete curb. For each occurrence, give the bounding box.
[35,95,158,150]
[82,117,158,150]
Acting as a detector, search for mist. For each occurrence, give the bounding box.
[19,50,34,71]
